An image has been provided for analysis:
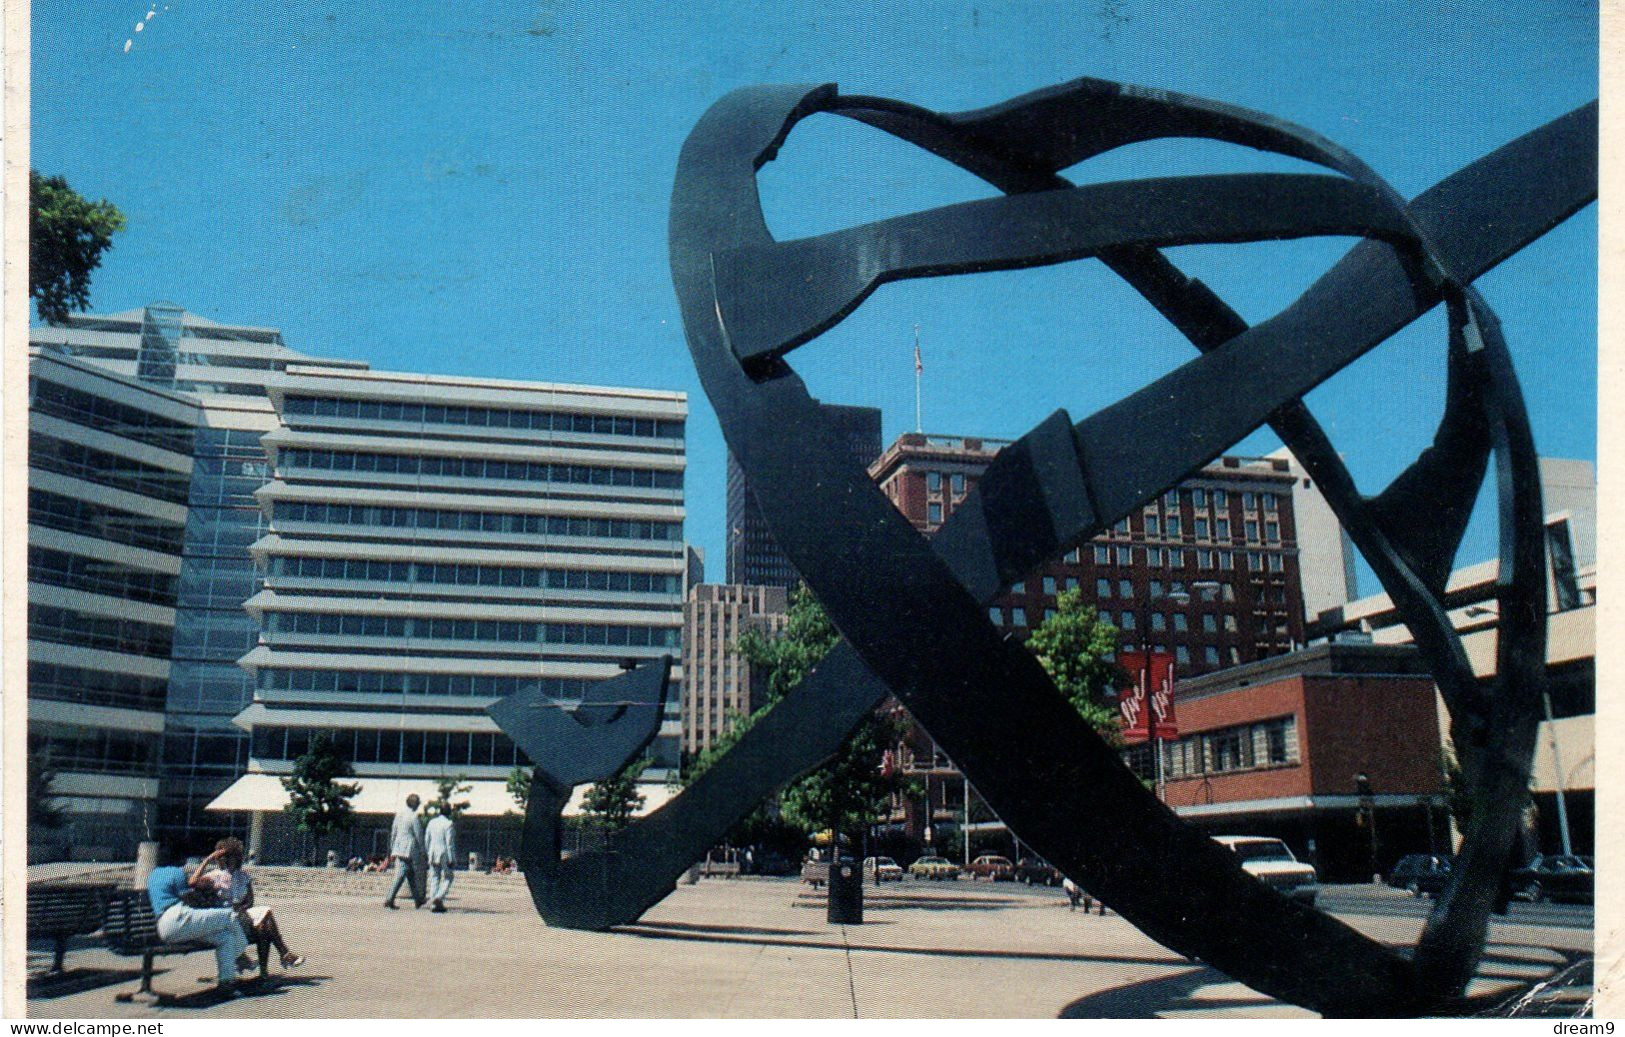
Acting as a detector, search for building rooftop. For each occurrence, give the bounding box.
[1176,640,1431,703]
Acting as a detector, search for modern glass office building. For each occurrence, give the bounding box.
[27,306,367,860]
[211,365,688,860]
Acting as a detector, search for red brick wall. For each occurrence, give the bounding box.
[1300,676,1442,796]
[1162,677,1313,807]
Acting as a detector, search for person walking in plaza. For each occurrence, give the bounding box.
[425,809,457,912]
[385,793,427,909]
[147,844,251,997]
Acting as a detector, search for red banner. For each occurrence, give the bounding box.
[1118,651,1178,744]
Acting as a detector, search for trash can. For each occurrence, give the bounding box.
[827,859,863,924]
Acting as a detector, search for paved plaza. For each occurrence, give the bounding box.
[26,868,1593,1018]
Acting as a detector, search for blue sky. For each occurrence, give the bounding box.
[33,1,1597,592]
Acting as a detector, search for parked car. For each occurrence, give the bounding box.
[1387,854,1453,898]
[966,854,1015,881]
[909,855,961,881]
[1014,857,1063,886]
[1510,854,1594,904]
[864,856,904,883]
[1213,835,1319,905]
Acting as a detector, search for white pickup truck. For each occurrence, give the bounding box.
[1213,835,1319,905]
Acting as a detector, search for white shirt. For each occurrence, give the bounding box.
[425,814,457,864]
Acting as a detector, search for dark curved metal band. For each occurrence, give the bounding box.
[717,173,1413,368]
[670,82,1592,1016]
[819,85,1581,991]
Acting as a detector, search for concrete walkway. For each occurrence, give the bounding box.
[24,872,1592,1018]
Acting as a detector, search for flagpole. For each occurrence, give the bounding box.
[913,323,922,433]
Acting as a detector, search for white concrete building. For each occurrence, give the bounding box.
[211,366,689,860]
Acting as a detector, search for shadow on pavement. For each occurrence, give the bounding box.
[149,975,333,1011]
[618,920,1183,969]
[27,967,142,1000]
[1058,966,1277,1018]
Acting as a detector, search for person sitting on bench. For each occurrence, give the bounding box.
[146,843,251,997]
[199,837,305,972]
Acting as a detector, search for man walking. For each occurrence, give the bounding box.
[425,810,457,913]
[385,793,426,909]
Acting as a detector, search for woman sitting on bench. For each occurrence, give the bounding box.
[199,838,305,973]
[146,843,251,997]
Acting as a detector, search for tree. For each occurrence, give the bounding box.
[778,708,911,843]
[736,583,840,701]
[506,764,532,813]
[281,733,361,837]
[1024,587,1124,741]
[738,585,910,845]
[425,774,472,819]
[29,753,64,831]
[30,171,126,325]
[581,757,650,832]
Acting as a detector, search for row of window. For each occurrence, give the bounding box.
[269,555,681,594]
[31,378,196,454]
[1099,515,1283,545]
[29,489,188,555]
[258,668,600,700]
[266,610,682,648]
[1158,716,1299,778]
[29,603,174,658]
[1115,643,1237,667]
[30,729,159,776]
[278,448,684,491]
[29,660,169,712]
[30,434,192,505]
[1091,544,1289,573]
[281,395,686,440]
[29,546,179,606]
[251,725,529,768]
[273,501,681,543]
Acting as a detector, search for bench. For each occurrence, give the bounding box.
[26,886,110,974]
[102,890,221,1003]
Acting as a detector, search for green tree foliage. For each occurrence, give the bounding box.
[733,585,908,842]
[281,733,361,837]
[778,708,911,841]
[581,757,649,832]
[426,774,472,819]
[29,754,64,830]
[30,171,126,325]
[506,765,532,813]
[737,583,841,700]
[1024,587,1124,741]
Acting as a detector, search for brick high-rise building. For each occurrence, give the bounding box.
[868,433,1310,673]
[726,403,881,589]
[866,433,1318,862]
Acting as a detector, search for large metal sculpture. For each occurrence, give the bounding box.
[493,77,1595,1017]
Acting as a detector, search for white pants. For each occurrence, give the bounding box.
[429,857,454,906]
[157,903,249,982]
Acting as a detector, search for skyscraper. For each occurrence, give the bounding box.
[28,305,366,859]
[212,365,688,860]
[725,403,881,588]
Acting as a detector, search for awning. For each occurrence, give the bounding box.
[205,773,677,818]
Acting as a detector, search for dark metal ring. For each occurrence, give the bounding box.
[665,78,1594,1016]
